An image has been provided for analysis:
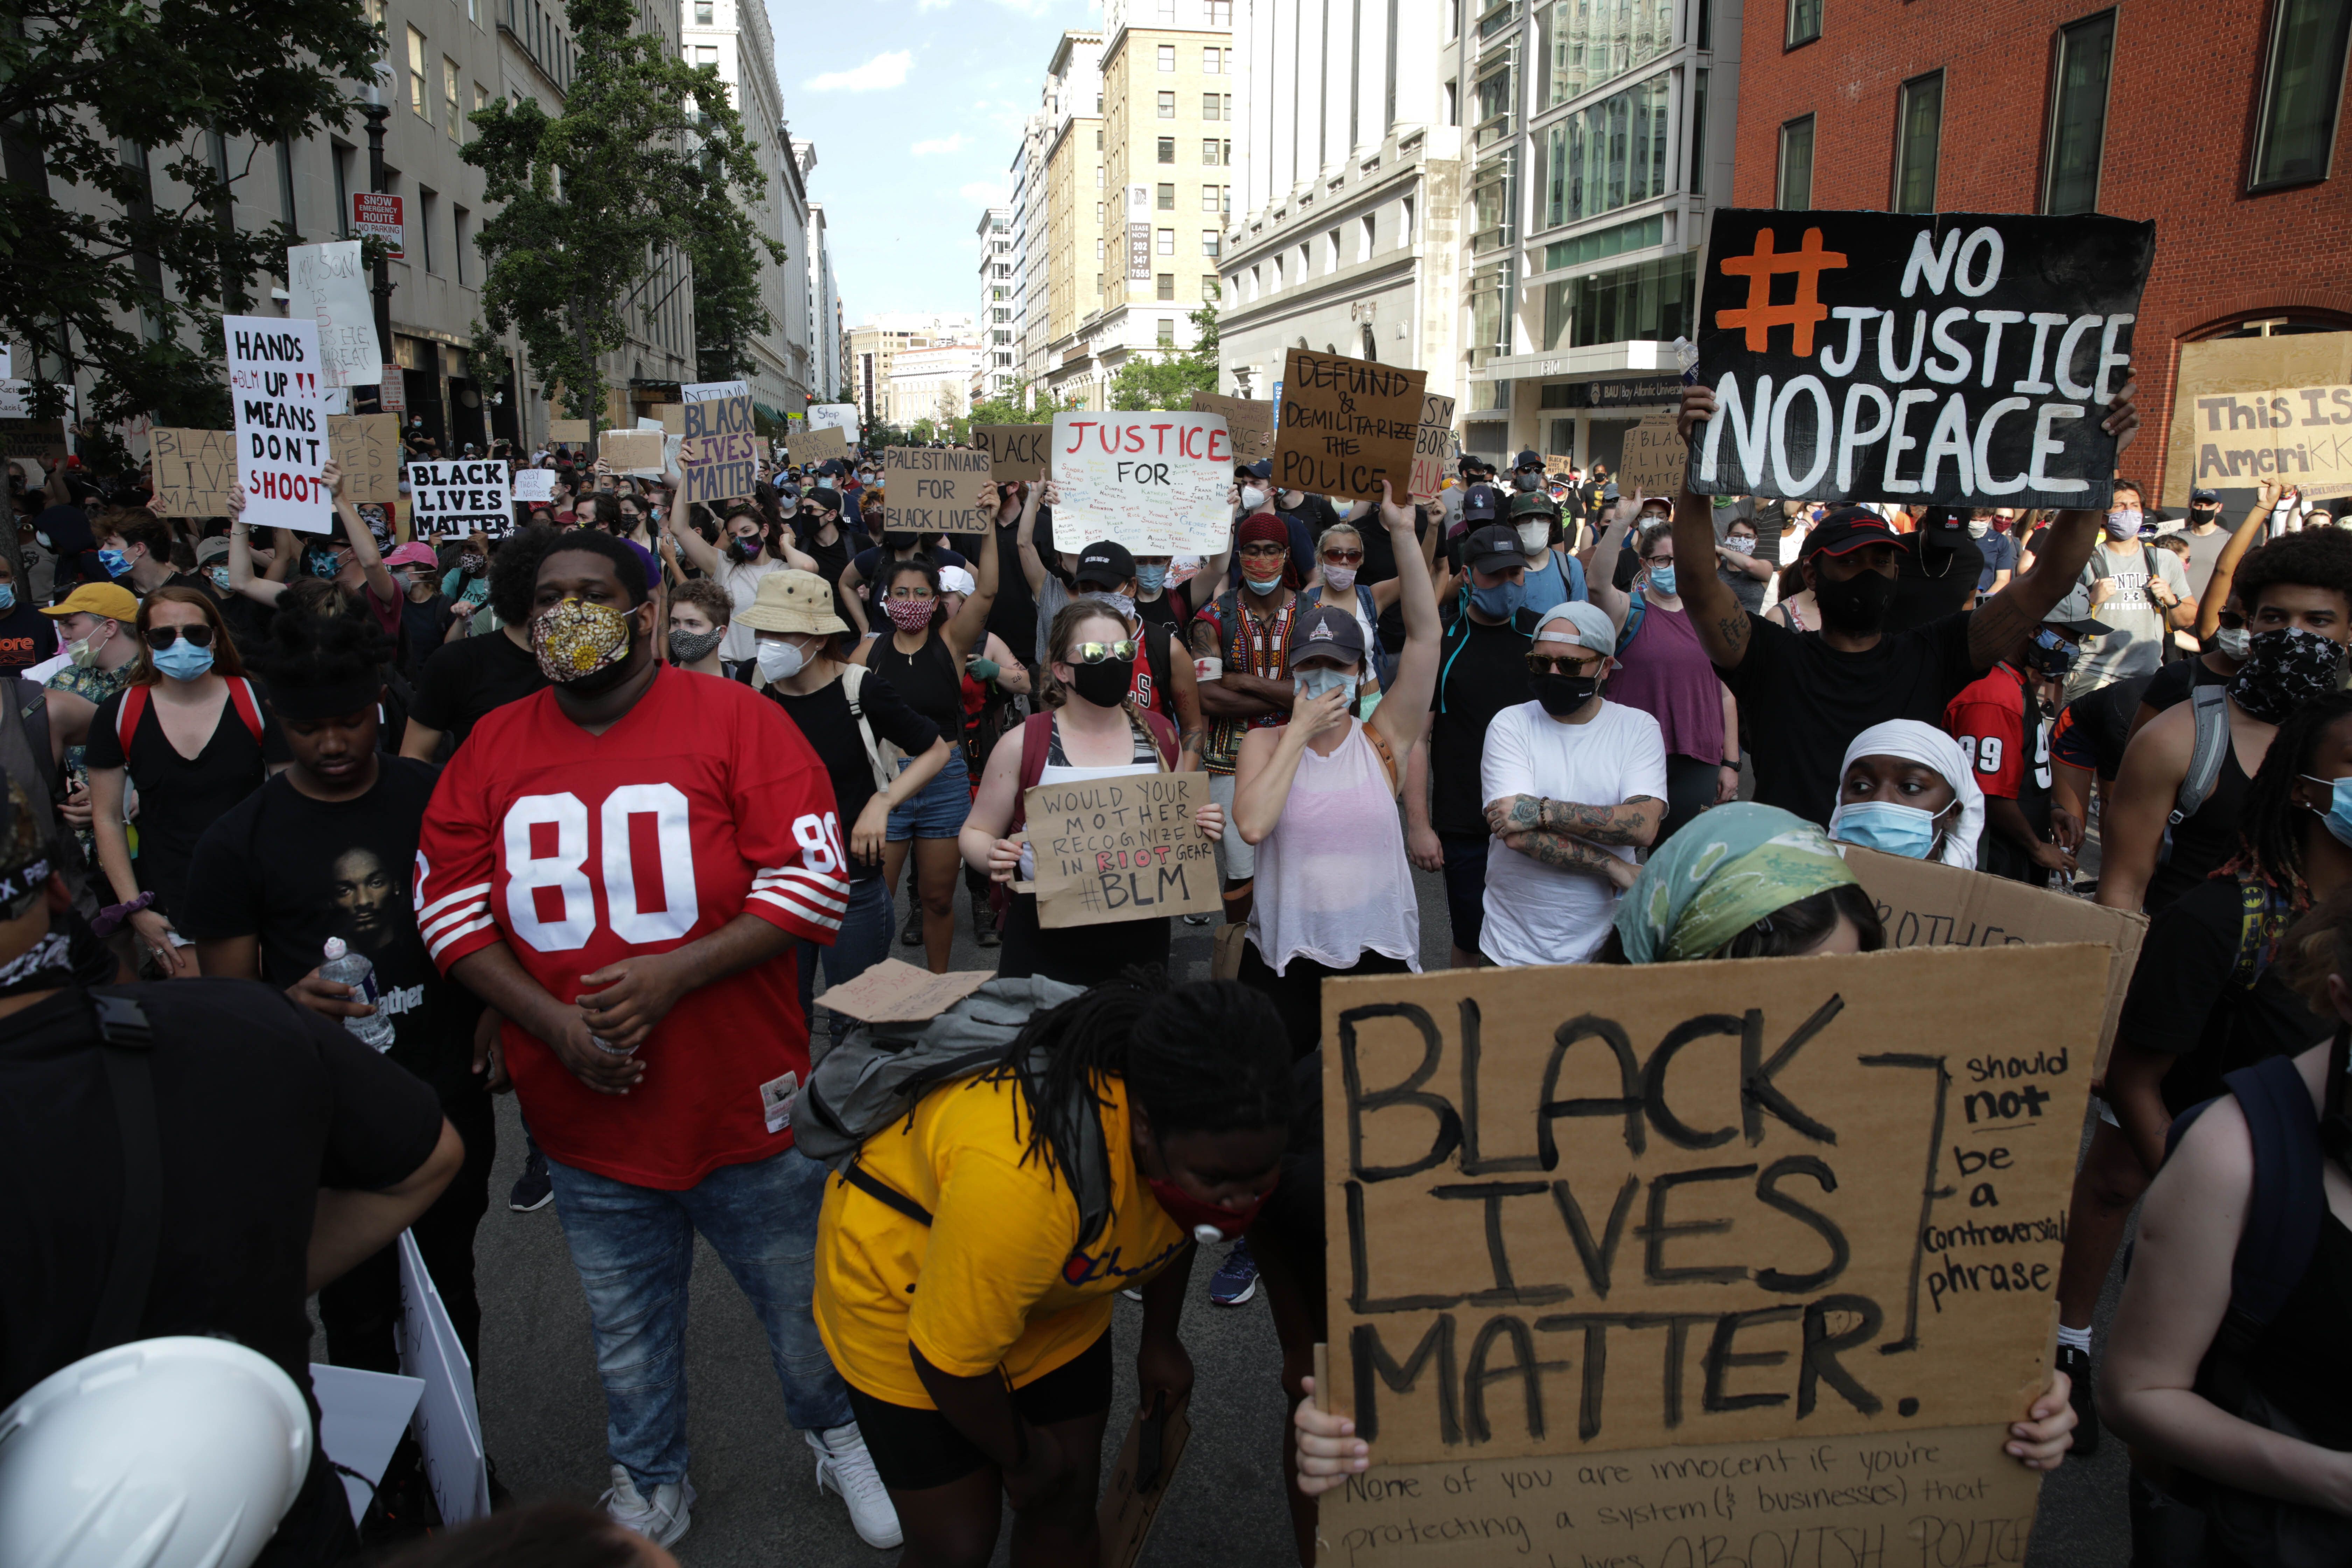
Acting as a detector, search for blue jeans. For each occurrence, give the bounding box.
[544,1145,853,1487]
[796,873,895,1051]
[886,748,971,840]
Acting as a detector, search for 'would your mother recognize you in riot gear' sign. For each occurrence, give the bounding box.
[1688,210,2155,510]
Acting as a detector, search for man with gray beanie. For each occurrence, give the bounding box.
[1478,600,1667,965]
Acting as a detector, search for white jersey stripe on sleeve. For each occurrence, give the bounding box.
[417,881,493,923]
[749,888,844,931]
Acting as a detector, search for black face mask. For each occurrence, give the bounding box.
[1531,672,1600,716]
[885,531,920,551]
[1069,658,1134,708]
[1814,568,1898,634]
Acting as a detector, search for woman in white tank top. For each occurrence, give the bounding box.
[1230,482,1443,1061]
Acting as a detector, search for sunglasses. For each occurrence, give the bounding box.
[2217,609,2246,631]
[1525,652,1598,677]
[1067,640,1140,665]
[1321,548,1364,565]
[145,624,216,650]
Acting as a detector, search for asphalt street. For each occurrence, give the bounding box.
[451,862,2135,1568]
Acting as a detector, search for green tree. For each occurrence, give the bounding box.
[462,0,782,429]
[1104,304,1220,411]
[967,378,1083,428]
[0,0,382,439]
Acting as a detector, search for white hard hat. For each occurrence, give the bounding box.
[0,1337,313,1568]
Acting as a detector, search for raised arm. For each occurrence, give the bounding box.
[1588,507,1641,629]
[941,517,1002,661]
[225,488,288,606]
[1670,387,1751,667]
[1015,479,1050,597]
[2196,477,2281,640]
[665,503,725,578]
[1369,481,1440,759]
[329,465,399,609]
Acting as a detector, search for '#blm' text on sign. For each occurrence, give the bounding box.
[1026,772,1221,929]
[227,314,332,532]
[1691,210,2156,509]
[679,380,756,505]
[407,459,510,539]
[1050,413,1234,555]
[1324,943,2103,1468]
[1274,350,1427,503]
[883,447,994,534]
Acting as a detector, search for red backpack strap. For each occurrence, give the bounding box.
[1006,712,1054,836]
[114,685,149,758]
[1141,709,1179,769]
[226,678,265,746]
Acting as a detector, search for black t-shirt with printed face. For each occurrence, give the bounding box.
[765,670,941,884]
[1722,610,1979,825]
[0,979,444,1408]
[1427,606,1537,839]
[82,683,291,918]
[177,759,483,1103]
[410,626,548,748]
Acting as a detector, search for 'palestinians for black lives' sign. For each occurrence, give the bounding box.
[1689,210,2155,510]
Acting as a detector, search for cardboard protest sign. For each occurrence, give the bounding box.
[974,423,1049,481]
[819,958,992,1024]
[150,427,237,516]
[798,423,849,464]
[1545,453,1575,474]
[1274,349,1427,502]
[2160,331,2352,505]
[679,380,757,505]
[1048,413,1233,554]
[398,1233,489,1526]
[1191,392,1272,462]
[548,418,591,445]
[287,241,384,389]
[0,418,66,466]
[406,458,510,539]
[1323,943,2103,1468]
[329,413,400,504]
[1690,210,2156,509]
[598,428,664,471]
[226,314,332,533]
[1024,771,1221,928]
[883,446,993,535]
[1098,1392,1192,1568]
[651,403,685,435]
[1840,845,2145,1074]
[1409,393,1457,501]
[808,402,860,436]
[513,467,556,503]
[1618,413,1690,499]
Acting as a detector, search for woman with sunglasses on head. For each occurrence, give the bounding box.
[961,600,1223,988]
[1297,520,1402,694]
[853,535,1002,972]
[84,585,288,977]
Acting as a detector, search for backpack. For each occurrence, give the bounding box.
[838,663,898,797]
[787,975,1113,1238]
[2158,682,2231,866]
[114,678,264,758]
[1617,586,1649,656]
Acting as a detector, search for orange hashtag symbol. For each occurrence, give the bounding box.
[1715,226,1848,357]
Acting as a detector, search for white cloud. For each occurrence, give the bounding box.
[960,179,1011,206]
[805,50,911,91]
[916,0,952,11]
[910,132,968,156]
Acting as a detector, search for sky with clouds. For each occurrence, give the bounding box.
[777,0,1101,326]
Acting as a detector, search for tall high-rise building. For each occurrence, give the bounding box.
[807,200,842,400]
[848,314,975,426]
[1008,114,1054,398]
[681,0,799,418]
[1041,30,1107,408]
[976,206,1018,402]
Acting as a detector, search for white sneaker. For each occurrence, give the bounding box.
[810,1424,903,1548]
[601,1462,695,1548]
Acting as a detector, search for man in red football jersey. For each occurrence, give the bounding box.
[415,530,899,1550]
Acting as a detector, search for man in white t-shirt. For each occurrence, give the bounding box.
[1479,601,1669,965]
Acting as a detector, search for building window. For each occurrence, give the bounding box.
[1474,62,1514,149]
[2250,0,2352,188]
[1891,71,1943,212]
[1695,0,1711,49]
[1158,137,1176,163]
[1402,194,1415,241]
[1158,317,1178,345]
[694,44,716,64]
[1469,259,1514,364]
[1159,44,1176,70]
[1787,0,1821,47]
[1222,94,1232,118]
[2042,10,2115,213]
[1470,147,1515,254]
[1538,0,1673,108]
[454,204,471,281]
[332,143,352,236]
[1097,238,1107,260]
[1444,79,1458,126]
[419,188,437,272]
[275,141,299,231]
[407,27,429,117]
[1204,47,1223,72]
[1157,227,1175,254]
[1096,128,1104,148]
[444,58,462,140]
[1097,202,1106,223]
[1203,92,1221,119]
[1158,91,1176,118]
[1541,250,1696,350]
[1158,272,1176,299]
[1201,184,1222,210]
[1360,213,1376,259]
[1157,182,1175,208]
[1688,68,1709,194]
[1537,71,1670,228]
[1202,138,1221,165]
[694,0,712,18]
[1207,0,1231,21]
[1203,230,1221,255]
[1097,165,1106,186]
[1777,114,1814,208]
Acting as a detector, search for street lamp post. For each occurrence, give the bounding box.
[360,64,396,393]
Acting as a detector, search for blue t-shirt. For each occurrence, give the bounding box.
[1520,549,1588,617]
[1976,528,2018,592]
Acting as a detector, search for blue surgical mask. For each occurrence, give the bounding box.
[0,585,15,613]
[207,566,233,594]
[97,548,132,579]
[2302,776,2352,849]
[151,638,216,683]
[1295,667,1359,705]
[1242,570,1285,596]
[1648,565,1678,595]
[1833,799,1940,859]
[1135,564,1169,592]
[1469,578,1526,620]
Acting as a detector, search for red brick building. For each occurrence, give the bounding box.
[1729,0,2352,506]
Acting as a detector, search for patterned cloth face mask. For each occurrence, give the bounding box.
[532,597,634,684]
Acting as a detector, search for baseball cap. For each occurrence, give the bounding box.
[2191,488,2221,504]
[42,583,139,622]
[1286,604,1368,667]
[1463,524,1528,574]
[384,541,438,568]
[1807,507,1913,558]
[1461,483,1502,524]
[1532,601,1617,657]
[1243,459,1272,481]
[1073,540,1136,588]
[1514,449,1544,469]
[194,536,231,566]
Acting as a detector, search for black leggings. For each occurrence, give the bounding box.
[1659,752,1723,846]
[1236,938,1415,1062]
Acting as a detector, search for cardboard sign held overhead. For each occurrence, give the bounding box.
[226,314,332,533]
[1190,392,1272,462]
[974,424,1050,482]
[599,427,664,472]
[1617,413,1691,500]
[652,403,686,435]
[513,467,557,503]
[1409,393,1457,501]
[150,428,237,516]
[406,458,510,540]
[548,418,592,445]
[1274,349,1426,502]
[1048,413,1234,554]
[798,424,849,464]
[329,413,401,504]
[1025,771,1222,928]
[1544,452,1575,474]
[2159,331,2352,506]
[0,418,66,467]
[1690,209,2156,508]
[680,380,757,505]
[1324,943,2105,1467]
[883,447,994,535]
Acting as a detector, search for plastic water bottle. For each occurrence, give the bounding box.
[320,937,396,1050]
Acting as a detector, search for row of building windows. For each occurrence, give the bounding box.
[1157,138,1234,164]
[1094,230,1223,258]
[1159,93,1234,118]
[1157,45,1234,71]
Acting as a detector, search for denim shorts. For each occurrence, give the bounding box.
[886,748,971,841]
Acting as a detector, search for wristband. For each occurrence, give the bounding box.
[1722,756,1741,769]
[587,1033,638,1057]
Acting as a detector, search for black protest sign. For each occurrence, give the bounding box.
[407,458,512,539]
[1273,349,1426,502]
[1690,210,2155,509]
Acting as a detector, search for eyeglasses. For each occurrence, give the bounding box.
[1525,652,1597,676]
[145,624,215,650]
[1238,542,1287,559]
[1068,640,1139,664]
[1321,548,1364,565]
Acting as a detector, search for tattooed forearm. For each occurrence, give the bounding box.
[1537,796,1661,845]
[1506,830,1629,881]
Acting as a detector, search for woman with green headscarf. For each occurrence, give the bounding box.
[1593,802,1885,964]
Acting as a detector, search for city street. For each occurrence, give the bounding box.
[464,865,2135,1567]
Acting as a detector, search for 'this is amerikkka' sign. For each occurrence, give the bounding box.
[1690,210,2156,509]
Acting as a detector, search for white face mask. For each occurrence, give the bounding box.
[756,638,810,682]
[1516,521,1550,552]
[1240,486,1267,513]
[2216,626,2251,660]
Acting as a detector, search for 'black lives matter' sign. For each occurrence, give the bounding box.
[1690,210,2155,509]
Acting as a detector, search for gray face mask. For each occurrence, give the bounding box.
[1967,519,1990,538]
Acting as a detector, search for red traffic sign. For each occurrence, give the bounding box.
[351,192,405,261]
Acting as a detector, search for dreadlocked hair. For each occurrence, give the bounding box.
[994,967,1292,1243]
[2229,688,2352,896]
[2231,526,2352,617]
[247,605,392,692]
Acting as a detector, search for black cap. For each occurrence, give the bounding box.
[1074,540,1136,588]
[1461,483,1502,523]
[1463,524,1527,574]
[1514,449,1544,469]
[1244,459,1272,480]
[2191,488,2221,504]
[1287,604,1369,667]
[1808,506,1913,558]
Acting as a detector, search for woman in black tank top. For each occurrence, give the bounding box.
[852,544,1001,972]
